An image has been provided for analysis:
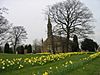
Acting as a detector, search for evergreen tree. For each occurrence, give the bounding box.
[81,38,98,52]
[25,45,28,50]
[72,35,79,52]
[16,45,24,54]
[27,44,32,53]
[4,43,10,53]
[0,46,3,53]
[20,45,24,54]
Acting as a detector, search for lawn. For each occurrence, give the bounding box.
[0,53,49,59]
[69,56,100,75]
[0,52,100,75]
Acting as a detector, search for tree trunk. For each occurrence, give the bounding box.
[66,33,70,52]
[13,44,16,53]
[13,38,17,53]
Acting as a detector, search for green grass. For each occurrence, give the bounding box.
[68,56,100,75]
[0,53,49,59]
[0,52,99,75]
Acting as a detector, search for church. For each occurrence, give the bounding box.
[41,16,72,53]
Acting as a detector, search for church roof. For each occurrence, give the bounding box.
[43,35,72,45]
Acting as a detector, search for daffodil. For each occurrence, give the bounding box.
[50,67,52,69]
[56,66,58,69]
[43,71,48,75]
[2,66,5,69]
[69,61,73,64]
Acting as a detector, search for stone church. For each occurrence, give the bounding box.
[41,16,72,53]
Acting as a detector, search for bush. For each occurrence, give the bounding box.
[81,38,98,52]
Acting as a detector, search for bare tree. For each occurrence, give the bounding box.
[9,26,27,53]
[0,8,11,45]
[46,0,94,51]
[33,39,41,53]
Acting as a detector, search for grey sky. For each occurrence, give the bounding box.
[0,0,100,44]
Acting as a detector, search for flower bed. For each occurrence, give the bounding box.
[0,52,90,72]
[42,52,100,75]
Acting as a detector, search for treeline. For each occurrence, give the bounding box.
[16,44,32,54]
[0,36,99,54]
[0,43,33,54]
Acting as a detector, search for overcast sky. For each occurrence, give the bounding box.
[0,0,100,44]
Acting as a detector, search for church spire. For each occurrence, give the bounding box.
[47,15,52,38]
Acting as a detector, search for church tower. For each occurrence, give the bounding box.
[47,16,52,38]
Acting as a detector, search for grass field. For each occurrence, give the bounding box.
[0,52,100,75]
